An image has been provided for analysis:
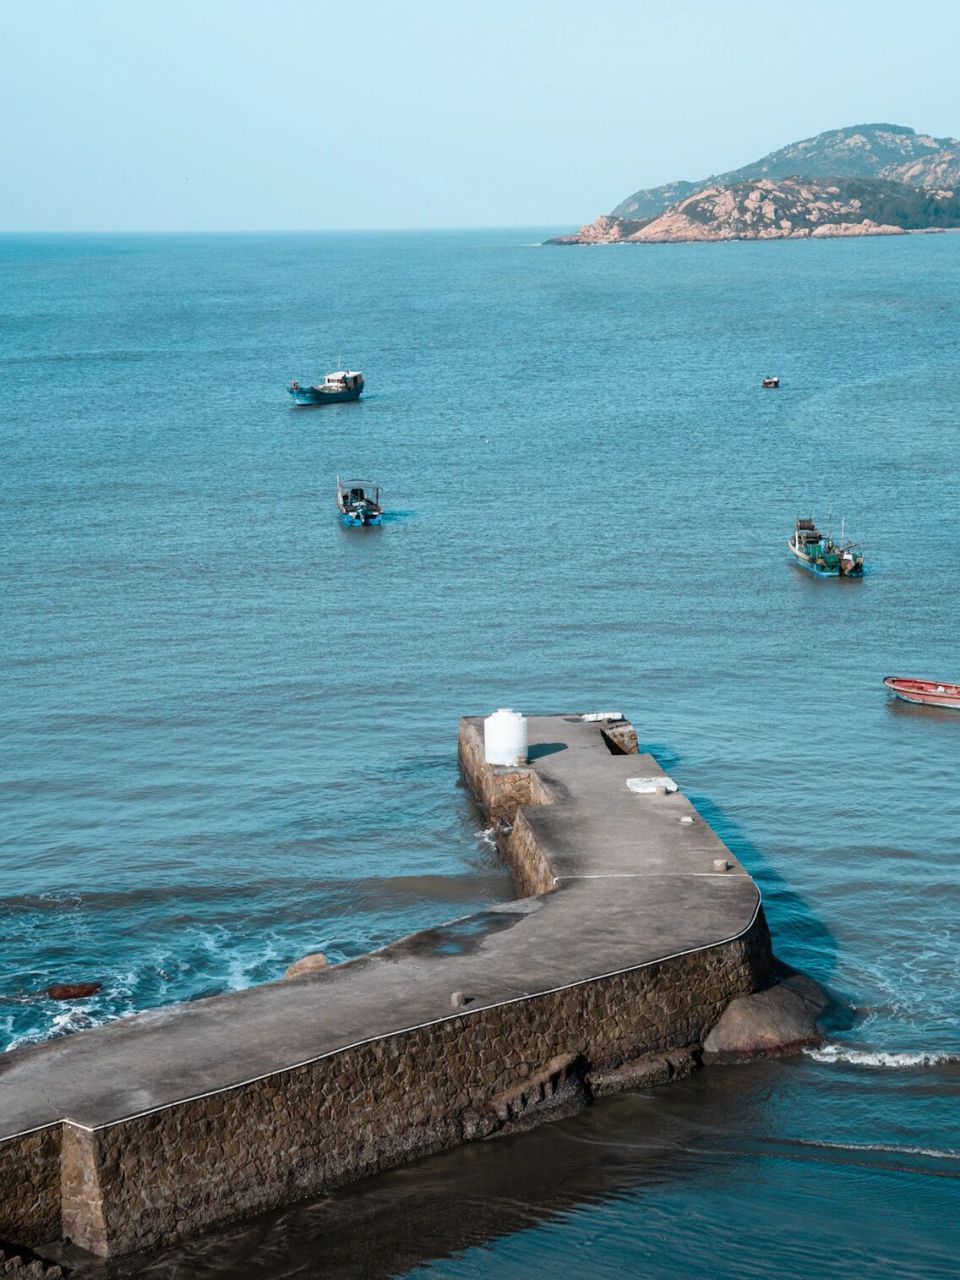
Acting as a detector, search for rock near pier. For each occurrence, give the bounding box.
[703,973,829,1062]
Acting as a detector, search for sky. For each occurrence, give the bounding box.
[1,0,959,232]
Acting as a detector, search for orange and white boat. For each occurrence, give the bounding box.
[883,677,960,709]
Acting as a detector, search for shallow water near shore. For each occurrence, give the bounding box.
[2,229,959,1275]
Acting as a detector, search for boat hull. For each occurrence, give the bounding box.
[290,385,363,406]
[339,512,382,528]
[883,677,960,709]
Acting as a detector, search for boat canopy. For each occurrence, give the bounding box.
[337,480,381,506]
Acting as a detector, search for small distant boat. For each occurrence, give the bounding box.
[762,376,780,388]
[883,677,960,709]
[788,517,863,577]
[289,371,364,406]
[337,477,383,527]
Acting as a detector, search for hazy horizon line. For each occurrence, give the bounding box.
[0,224,573,237]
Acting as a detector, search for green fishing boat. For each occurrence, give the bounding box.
[788,517,864,577]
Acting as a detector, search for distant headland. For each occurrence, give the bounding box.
[547,123,960,244]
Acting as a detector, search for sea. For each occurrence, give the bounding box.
[1,229,958,1277]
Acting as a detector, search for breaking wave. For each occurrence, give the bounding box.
[805,1044,959,1069]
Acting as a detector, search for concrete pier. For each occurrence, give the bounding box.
[0,715,771,1258]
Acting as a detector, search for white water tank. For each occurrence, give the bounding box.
[484,708,528,766]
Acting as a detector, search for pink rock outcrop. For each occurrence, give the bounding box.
[282,952,329,980]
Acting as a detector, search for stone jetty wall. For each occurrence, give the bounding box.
[52,934,765,1258]
[1,715,771,1259]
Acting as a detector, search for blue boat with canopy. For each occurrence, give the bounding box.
[337,477,383,527]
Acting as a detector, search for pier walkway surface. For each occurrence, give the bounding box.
[0,715,767,1257]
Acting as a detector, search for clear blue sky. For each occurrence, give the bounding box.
[2,0,958,231]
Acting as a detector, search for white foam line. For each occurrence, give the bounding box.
[805,1045,958,1069]
[793,1138,960,1161]
[11,893,762,1138]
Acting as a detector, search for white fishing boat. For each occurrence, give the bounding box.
[289,370,364,406]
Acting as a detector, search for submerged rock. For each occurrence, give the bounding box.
[283,952,329,980]
[703,974,828,1062]
[45,983,101,1001]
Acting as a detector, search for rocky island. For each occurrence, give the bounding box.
[548,123,960,244]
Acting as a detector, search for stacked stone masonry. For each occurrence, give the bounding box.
[0,715,771,1258]
[0,1129,62,1250]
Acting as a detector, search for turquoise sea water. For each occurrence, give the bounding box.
[2,230,959,1276]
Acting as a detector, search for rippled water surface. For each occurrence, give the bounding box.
[2,230,959,1276]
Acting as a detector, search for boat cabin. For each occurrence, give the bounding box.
[322,371,363,391]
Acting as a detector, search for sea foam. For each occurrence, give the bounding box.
[805,1044,958,1069]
